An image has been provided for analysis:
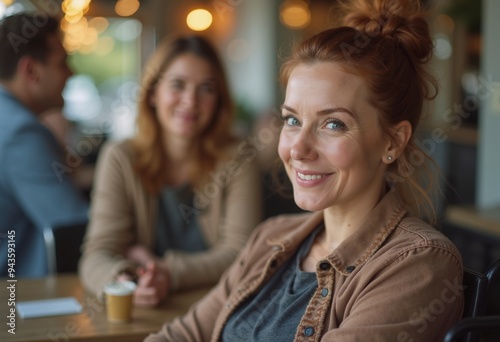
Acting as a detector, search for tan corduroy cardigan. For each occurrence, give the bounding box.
[78,140,263,298]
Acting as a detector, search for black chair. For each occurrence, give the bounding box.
[485,257,500,316]
[43,222,88,274]
[461,268,488,319]
[444,258,500,342]
[443,316,500,342]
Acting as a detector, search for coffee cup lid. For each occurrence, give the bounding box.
[103,280,137,296]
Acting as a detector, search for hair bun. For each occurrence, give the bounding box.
[337,0,433,62]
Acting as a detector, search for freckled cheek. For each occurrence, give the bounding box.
[321,142,358,169]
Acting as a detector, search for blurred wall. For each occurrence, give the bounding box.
[477,0,500,210]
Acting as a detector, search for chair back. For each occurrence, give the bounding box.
[462,268,488,318]
[444,259,500,342]
[485,258,500,315]
[43,222,88,274]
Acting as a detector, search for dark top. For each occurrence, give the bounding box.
[155,184,207,255]
[220,226,321,341]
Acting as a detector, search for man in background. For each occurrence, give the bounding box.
[0,12,89,277]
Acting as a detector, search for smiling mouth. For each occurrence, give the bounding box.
[297,172,327,181]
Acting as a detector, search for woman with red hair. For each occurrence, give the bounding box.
[146,1,463,340]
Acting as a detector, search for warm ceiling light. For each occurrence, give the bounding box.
[62,0,91,14]
[280,0,311,29]
[115,0,140,17]
[186,8,212,31]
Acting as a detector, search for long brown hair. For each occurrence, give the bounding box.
[280,0,439,222]
[133,35,237,193]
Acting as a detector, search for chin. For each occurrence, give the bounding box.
[294,197,324,212]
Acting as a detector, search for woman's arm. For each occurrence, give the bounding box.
[78,142,138,298]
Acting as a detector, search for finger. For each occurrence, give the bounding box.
[146,260,157,274]
[137,268,154,287]
[134,297,160,307]
[133,287,160,307]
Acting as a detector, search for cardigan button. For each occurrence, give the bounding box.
[304,326,315,337]
[321,288,329,297]
[346,265,356,273]
[319,262,331,270]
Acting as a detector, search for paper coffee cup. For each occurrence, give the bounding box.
[103,280,136,323]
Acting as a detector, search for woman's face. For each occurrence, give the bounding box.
[278,62,389,212]
[152,53,218,140]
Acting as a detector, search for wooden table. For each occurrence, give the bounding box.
[444,205,500,272]
[446,205,500,237]
[0,274,210,342]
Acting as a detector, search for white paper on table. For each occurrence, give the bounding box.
[17,297,83,319]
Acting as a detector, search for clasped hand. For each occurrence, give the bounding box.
[117,245,170,307]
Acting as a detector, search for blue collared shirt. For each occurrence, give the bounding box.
[0,85,88,278]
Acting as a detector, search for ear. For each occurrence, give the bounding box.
[17,56,40,83]
[382,120,412,164]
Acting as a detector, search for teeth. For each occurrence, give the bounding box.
[298,172,326,181]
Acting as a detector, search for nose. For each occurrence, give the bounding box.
[290,129,318,161]
[181,87,197,109]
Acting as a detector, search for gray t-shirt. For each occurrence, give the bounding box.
[155,184,207,255]
[221,226,321,342]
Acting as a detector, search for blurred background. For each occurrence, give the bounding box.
[1,0,499,272]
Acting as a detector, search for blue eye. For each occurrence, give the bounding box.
[282,115,300,126]
[325,119,346,130]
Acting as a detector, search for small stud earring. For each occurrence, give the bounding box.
[387,156,393,161]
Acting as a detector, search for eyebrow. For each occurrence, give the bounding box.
[281,105,356,118]
[165,73,216,81]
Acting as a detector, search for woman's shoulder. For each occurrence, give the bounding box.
[397,217,457,247]
[388,216,463,265]
[213,139,257,170]
[99,139,134,160]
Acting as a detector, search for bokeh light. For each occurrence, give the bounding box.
[115,0,140,17]
[88,17,109,34]
[280,0,311,30]
[186,8,213,31]
[434,34,453,60]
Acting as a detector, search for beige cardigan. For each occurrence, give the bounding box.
[78,140,262,297]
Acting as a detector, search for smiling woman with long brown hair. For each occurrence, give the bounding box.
[79,35,262,307]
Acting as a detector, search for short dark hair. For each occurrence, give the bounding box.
[0,12,60,80]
